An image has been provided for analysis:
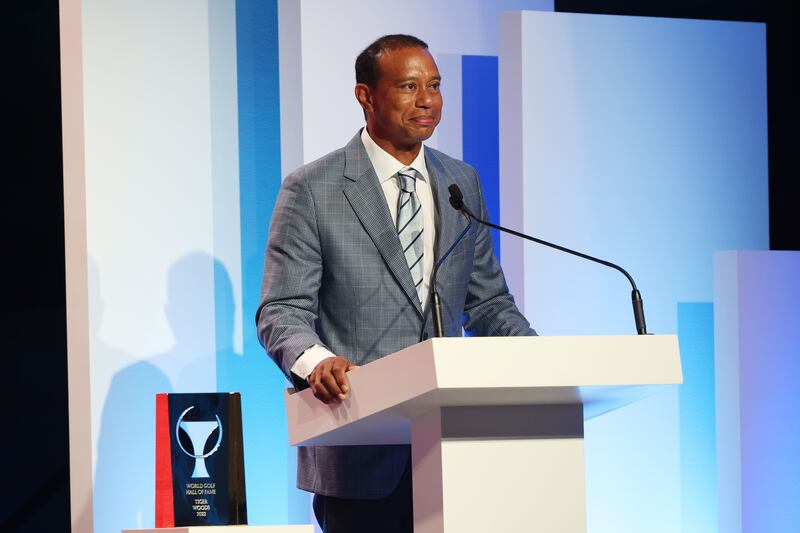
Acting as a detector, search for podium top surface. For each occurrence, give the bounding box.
[285,335,682,446]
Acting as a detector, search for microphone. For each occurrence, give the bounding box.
[447,184,648,335]
[419,213,473,341]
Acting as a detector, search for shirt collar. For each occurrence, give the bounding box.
[360,127,429,184]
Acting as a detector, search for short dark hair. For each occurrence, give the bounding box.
[355,34,429,87]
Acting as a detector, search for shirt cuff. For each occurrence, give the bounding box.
[290,344,336,380]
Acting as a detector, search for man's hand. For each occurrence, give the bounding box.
[308,356,359,404]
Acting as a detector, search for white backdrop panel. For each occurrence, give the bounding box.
[282,0,553,169]
[714,251,800,533]
[81,1,241,530]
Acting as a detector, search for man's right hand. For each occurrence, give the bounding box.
[308,356,359,404]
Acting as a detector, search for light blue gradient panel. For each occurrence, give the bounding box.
[513,12,768,533]
[677,303,716,533]
[227,0,307,524]
[462,55,501,259]
[519,13,768,336]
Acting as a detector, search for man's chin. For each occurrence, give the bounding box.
[408,126,437,143]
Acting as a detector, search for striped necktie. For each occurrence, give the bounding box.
[396,169,425,306]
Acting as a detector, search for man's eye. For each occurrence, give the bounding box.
[404,83,417,90]
[430,82,441,90]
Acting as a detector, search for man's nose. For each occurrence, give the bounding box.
[416,88,434,107]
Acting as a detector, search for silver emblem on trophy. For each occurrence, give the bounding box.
[175,406,224,478]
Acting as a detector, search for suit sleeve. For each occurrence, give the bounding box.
[461,167,537,337]
[256,169,328,382]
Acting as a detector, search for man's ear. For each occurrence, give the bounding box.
[354,83,373,113]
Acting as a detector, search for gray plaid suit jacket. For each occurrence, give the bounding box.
[257,130,535,499]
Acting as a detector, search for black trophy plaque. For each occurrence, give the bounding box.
[155,392,247,527]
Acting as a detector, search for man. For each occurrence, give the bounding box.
[257,34,535,532]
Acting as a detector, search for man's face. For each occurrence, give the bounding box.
[358,46,442,158]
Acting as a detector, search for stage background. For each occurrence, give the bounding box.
[4,1,797,532]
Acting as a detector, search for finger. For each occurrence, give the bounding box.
[320,369,345,401]
[311,382,333,404]
[309,372,334,404]
[332,363,350,394]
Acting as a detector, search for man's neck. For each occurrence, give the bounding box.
[364,127,421,166]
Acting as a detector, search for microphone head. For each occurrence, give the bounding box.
[448,184,464,210]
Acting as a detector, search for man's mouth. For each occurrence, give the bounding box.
[409,116,435,126]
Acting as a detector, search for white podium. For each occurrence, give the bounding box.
[285,335,682,533]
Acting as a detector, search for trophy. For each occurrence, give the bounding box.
[176,407,222,478]
[155,392,247,527]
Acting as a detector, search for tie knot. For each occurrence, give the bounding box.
[397,170,418,193]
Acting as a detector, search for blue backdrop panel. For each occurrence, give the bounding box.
[462,55,501,259]
[229,0,308,524]
[677,303,717,533]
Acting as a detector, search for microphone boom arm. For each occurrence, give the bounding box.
[450,186,647,335]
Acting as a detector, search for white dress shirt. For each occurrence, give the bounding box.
[290,128,438,379]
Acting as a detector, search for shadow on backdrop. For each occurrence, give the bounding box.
[93,252,231,532]
[93,251,305,531]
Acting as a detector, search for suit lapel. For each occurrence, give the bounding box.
[342,133,424,317]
